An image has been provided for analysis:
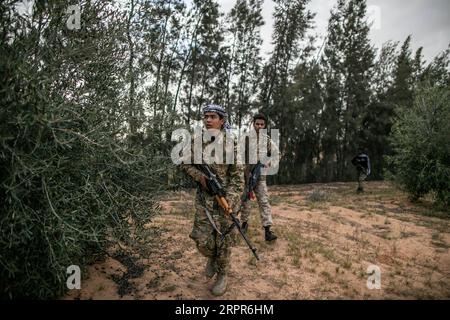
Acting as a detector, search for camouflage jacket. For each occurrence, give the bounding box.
[181,128,245,213]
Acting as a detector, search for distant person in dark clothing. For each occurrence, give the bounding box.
[351,152,371,193]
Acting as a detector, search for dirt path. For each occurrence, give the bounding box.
[66,182,450,300]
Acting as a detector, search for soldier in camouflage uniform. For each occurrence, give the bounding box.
[180,104,244,296]
[351,151,371,193]
[240,113,278,242]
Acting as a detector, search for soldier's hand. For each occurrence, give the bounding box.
[199,175,208,191]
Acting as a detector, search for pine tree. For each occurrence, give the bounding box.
[226,0,264,129]
[388,35,415,110]
[285,44,323,182]
[362,41,399,179]
[258,0,314,183]
[421,45,450,87]
[176,0,225,126]
[320,0,375,181]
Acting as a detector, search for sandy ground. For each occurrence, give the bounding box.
[65,181,450,300]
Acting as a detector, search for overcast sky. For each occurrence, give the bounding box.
[217,0,450,63]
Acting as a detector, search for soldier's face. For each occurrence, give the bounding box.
[253,119,266,133]
[203,112,224,130]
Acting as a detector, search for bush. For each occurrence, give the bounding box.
[386,83,450,207]
[0,3,169,299]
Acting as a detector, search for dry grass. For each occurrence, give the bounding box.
[66,181,450,300]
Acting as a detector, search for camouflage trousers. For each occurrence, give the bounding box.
[357,170,368,190]
[240,179,273,227]
[189,192,235,274]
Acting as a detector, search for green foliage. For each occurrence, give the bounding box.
[320,0,376,181]
[226,0,264,129]
[259,0,315,184]
[0,1,169,299]
[386,83,450,207]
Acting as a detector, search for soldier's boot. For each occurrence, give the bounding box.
[241,221,248,234]
[211,271,228,296]
[264,226,278,241]
[204,257,216,278]
[357,176,364,193]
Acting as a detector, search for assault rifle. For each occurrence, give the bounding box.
[196,164,260,261]
[242,161,265,202]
